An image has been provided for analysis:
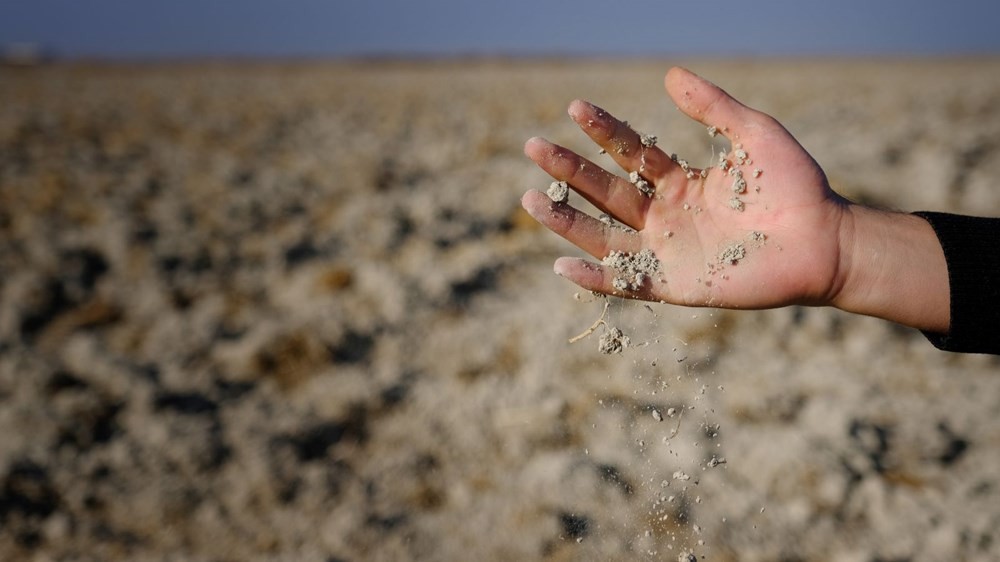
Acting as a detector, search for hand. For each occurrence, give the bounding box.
[523,67,852,309]
[522,67,950,333]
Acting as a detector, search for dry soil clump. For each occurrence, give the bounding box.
[602,248,661,292]
[547,180,569,203]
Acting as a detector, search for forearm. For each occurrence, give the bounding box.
[833,205,950,333]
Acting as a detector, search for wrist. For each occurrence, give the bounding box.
[832,204,950,333]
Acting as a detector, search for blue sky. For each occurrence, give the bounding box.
[2,0,1000,59]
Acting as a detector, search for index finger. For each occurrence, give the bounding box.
[568,100,688,185]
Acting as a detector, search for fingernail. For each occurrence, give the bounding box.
[553,257,571,277]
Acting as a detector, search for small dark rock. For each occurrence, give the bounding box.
[559,512,590,539]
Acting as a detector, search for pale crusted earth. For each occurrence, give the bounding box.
[2,59,1000,561]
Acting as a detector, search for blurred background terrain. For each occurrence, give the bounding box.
[3,2,1000,561]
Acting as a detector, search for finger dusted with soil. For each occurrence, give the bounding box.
[567,100,686,185]
[665,67,762,140]
[524,136,651,229]
[553,256,661,300]
[521,190,641,258]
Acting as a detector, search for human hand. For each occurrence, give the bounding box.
[522,67,856,310]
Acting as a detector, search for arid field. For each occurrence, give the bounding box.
[3,58,1000,561]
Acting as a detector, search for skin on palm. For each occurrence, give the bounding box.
[521,67,852,310]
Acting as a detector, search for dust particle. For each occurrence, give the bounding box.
[547,180,569,203]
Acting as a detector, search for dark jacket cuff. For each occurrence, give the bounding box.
[913,211,1000,354]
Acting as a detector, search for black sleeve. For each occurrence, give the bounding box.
[913,211,1000,354]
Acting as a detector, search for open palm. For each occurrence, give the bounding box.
[523,67,855,310]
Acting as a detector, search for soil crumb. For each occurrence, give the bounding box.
[718,242,746,265]
[547,180,569,203]
[602,249,661,292]
[639,133,658,147]
[628,171,655,197]
[731,173,747,194]
[598,326,630,354]
[728,197,745,212]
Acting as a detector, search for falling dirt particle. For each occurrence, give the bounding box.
[706,456,727,468]
[707,126,718,137]
[672,470,690,481]
[729,197,745,212]
[718,242,746,265]
[678,553,697,562]
[640,133,658,147]
[734,148,748,165]
[699,169,708,178]
[682,203,690,211]
[686,171,696,179]
[749,231,766,244]
[666,407,676,417]
[547,180,569,203]
[598,326,630,354]
[652,409,663,422]
[598,147,607,155]
[752,168,762,178]
[664,230,673,239]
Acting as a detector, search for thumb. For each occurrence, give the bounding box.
[665,67,762,141]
